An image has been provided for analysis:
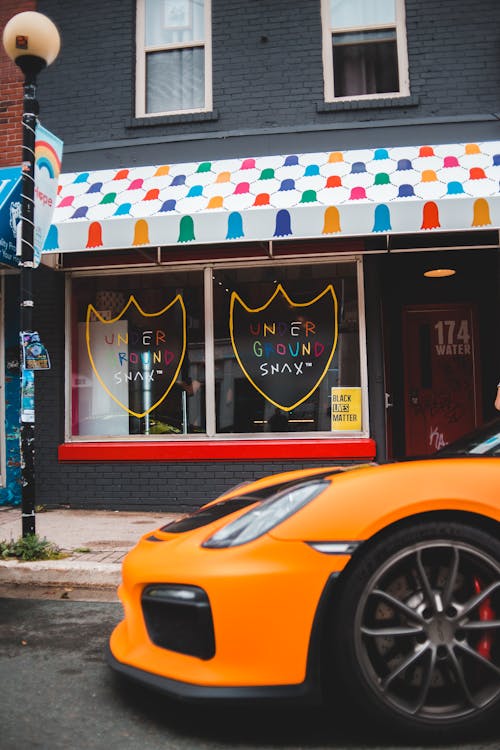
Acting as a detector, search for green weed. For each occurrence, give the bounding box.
[0,534,67,561]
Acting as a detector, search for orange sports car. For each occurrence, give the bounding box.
[108,418,500,742]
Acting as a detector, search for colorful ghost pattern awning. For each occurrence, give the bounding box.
[43,141,500,254]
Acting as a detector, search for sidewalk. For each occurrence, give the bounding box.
[0,506,182,597]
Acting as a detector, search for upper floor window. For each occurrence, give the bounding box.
[321,0,409,101]
[136,0,212,117]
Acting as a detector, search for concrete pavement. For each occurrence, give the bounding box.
[0,506,182,597]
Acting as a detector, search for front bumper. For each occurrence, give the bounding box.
[108,530,350,696]
[106,642,320,704]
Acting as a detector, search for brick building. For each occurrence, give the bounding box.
[0,0,35,167]
[0,0,499,510]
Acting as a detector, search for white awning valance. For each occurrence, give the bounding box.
[43,141,500,254]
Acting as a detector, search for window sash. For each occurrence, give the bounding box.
[136,0,212,117]
[321,0,409,101]
[332,36,399,97]
[146,47,205,114]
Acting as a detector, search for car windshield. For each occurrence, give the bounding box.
[434,416,500,457]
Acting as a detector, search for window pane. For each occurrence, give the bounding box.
[212,263,360,435]
[71,272,205,437]
[145,0,205,45]
[146,47,205,113]
[330,0,396,30]
[333,37,399,96]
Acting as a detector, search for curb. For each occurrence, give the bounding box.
[0,559,121,588]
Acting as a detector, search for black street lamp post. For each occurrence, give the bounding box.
[2,12,60,537]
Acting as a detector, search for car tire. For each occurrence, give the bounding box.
[327,520,500,742]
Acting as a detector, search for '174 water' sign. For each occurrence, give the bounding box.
[230,284,338,411]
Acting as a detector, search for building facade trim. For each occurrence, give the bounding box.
[58,437,377,462]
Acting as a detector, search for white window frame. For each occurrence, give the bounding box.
[135,0,213,118]
[321,0,409,102]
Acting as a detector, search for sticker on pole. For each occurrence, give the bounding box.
[21,331,51,370]
[21,369,35,423]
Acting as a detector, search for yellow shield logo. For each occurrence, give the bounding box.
[86,294,186,418]
[230,284,338,411]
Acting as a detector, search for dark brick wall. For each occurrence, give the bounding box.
[34,456,355,513]
[33,264,65,505]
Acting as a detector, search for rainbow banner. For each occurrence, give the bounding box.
[34,123,63,267]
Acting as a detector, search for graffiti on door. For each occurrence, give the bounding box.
[402,304,481,456]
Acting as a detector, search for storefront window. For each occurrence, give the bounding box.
[213,262,360,434]
[71,270,205,436]
[69,260,362,438]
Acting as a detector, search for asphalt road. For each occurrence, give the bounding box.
[0,596,498,750]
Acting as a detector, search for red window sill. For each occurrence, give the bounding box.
[58,438,376,462]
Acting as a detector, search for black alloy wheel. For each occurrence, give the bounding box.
[329,522,500,741]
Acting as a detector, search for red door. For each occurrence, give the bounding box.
[402,304,481,456]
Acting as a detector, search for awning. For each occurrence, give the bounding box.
[0,166,21,266]
[43,141,500,255]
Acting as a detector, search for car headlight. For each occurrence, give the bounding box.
[202,479,328,548]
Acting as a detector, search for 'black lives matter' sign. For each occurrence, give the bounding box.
[230,284,338,411]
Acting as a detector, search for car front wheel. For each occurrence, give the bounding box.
[328,521,500,741]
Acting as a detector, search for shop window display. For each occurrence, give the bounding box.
[70,260,362,438]
[71,270,205,437]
